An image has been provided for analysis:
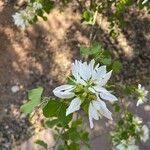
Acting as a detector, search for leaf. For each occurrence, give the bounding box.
[45,119,59,128]
[35,139,48,150]
[72,118,82,128]
[112,60,122,73]
[57,145,67,150]
[113,103,120,112]
[80,131,89,141]
[80,43,101,55]
[41,0,54,14]
[68,128,80,141]
[43,100,60,118]
[20,87,43,113]
[83,10,93,22]
[57,104,72,126]
[69,143,80,150]
[43,100,72,126]
[101,57,111,65]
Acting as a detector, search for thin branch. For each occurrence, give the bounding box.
[50,128,65,150]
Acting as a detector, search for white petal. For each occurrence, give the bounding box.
[93,86,107,92]
[76,76,87,85]
[92,65,106,80]
[72,60,88,85]
[89,114,94,129]
[89,59,95,70]
[136,99,143,106]
[96,65,107,76]
[71,60,79,80]
[89,102,99,128]
[66,98,81,116]
[53,85,75,99]
[138,84,141,90]
[88,87,96,93]
[100,92,117,102]
[97,70,112,86]
[92,101,102,119]
[89,102,99,120]
[93,86,118,102]
[88,59,95,75]
[79,61,92,81]
[96,99,112,120]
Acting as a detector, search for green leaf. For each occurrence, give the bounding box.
[124,85,136,95]
[110,29,119,38]
[72,118,82,128]
[83,10,93,22]
[57,104,72,126]
[80,43,101,55]
[57,145,67,150]
[20,87,43,113]
[69,143,80,150]
[101,57,111,65]
[41,0,54,14]
[112,60,122,73]
[45,119,59,128]
[113,103,120,112]
[68,128,80,141]
[43,100,60,118]
[82,102,89,114]
[80,131,89,141]
[43,100,72,126]
[35,139,48,150]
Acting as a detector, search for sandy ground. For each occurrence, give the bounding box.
[0,1,150,149]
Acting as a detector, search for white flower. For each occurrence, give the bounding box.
[53,59,118,128]
[89,96,112,128]
[136,84,148,106]
[13,1,41,29]
[141,125,149,142]
[12,11,29,29]
[32,2,42,10]
[142,0,149,4]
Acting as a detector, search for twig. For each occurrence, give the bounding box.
[50,128,65,150]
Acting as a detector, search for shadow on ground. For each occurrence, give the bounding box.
[0,1,149,149]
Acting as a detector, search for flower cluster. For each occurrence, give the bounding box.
[53,59,117,128]
[12,2,42,29]
[113,138,138,150]
[112,116,149,150]
[136,84,148,106]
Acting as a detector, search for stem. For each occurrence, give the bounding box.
[50,128,65,150]
[90,0,93,9]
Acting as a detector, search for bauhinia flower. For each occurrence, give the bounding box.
[136,84,148,106]
[12,10,29,29]
[32,2,43,10]
[53,59,118,128]
[13,2,42,29]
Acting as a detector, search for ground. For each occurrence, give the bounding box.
[0,1,150,150]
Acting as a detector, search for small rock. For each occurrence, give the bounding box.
[11,85,20,93]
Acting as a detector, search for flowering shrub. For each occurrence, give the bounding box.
[12,0,150,149]
[20,43,149,149]
[13,0,150,34]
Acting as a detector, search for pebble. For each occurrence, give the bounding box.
[11,85,20,93]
